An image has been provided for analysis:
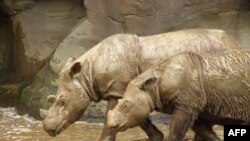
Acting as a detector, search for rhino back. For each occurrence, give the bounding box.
[203,51,250,122]
[139,29,240,69]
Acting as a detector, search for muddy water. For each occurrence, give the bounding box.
[0,108,223,141]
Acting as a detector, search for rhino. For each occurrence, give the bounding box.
[39,29,240,141]
[107,50,250,141]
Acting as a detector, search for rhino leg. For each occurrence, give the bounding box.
[192,119,221,141]
[99,125,116,141]
[140,118,164,141]
[99,98,118,141]
[168,109,198,141]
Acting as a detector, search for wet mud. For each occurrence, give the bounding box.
[0,108,223,141]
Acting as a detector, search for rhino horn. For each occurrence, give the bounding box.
[40,109,48,119]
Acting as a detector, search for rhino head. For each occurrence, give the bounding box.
[107,76,157,131]
[40,58,91,137]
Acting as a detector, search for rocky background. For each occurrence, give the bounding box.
[0,0,249,119]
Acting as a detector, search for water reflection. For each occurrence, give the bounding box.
[0,108,223,141]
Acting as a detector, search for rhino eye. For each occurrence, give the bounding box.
[61,101,66,106]
[59,99,67,106]
[124,100,130,108]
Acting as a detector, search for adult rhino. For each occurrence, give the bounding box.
[107,50,250,141]
[39,29,239,141]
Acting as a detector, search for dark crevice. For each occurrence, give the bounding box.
[0,16,14,84]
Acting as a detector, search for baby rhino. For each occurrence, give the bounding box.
[107,50,250,141]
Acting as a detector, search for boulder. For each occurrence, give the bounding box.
[0,0,85,108]
[11,0,85,82]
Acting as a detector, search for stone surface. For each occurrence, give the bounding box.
[0,0,87,117]
[50,19,96,74]
[0,0,85,83]
[12,0,85,82]
[0,0,249,118]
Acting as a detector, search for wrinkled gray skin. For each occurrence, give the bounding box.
[107,50,250,141]
[39,29,240,141]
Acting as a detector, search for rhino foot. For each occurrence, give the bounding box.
[193,134,206,141]
[139,118,164,141]
[149,132,164,141]
[193,134,221,141]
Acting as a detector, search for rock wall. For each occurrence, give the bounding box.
[0,0,85,107]
[0,0,249,118]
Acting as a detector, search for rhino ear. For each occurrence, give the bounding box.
[69,62,81,78]
[47,95,56,104]
[140,77,157,91]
